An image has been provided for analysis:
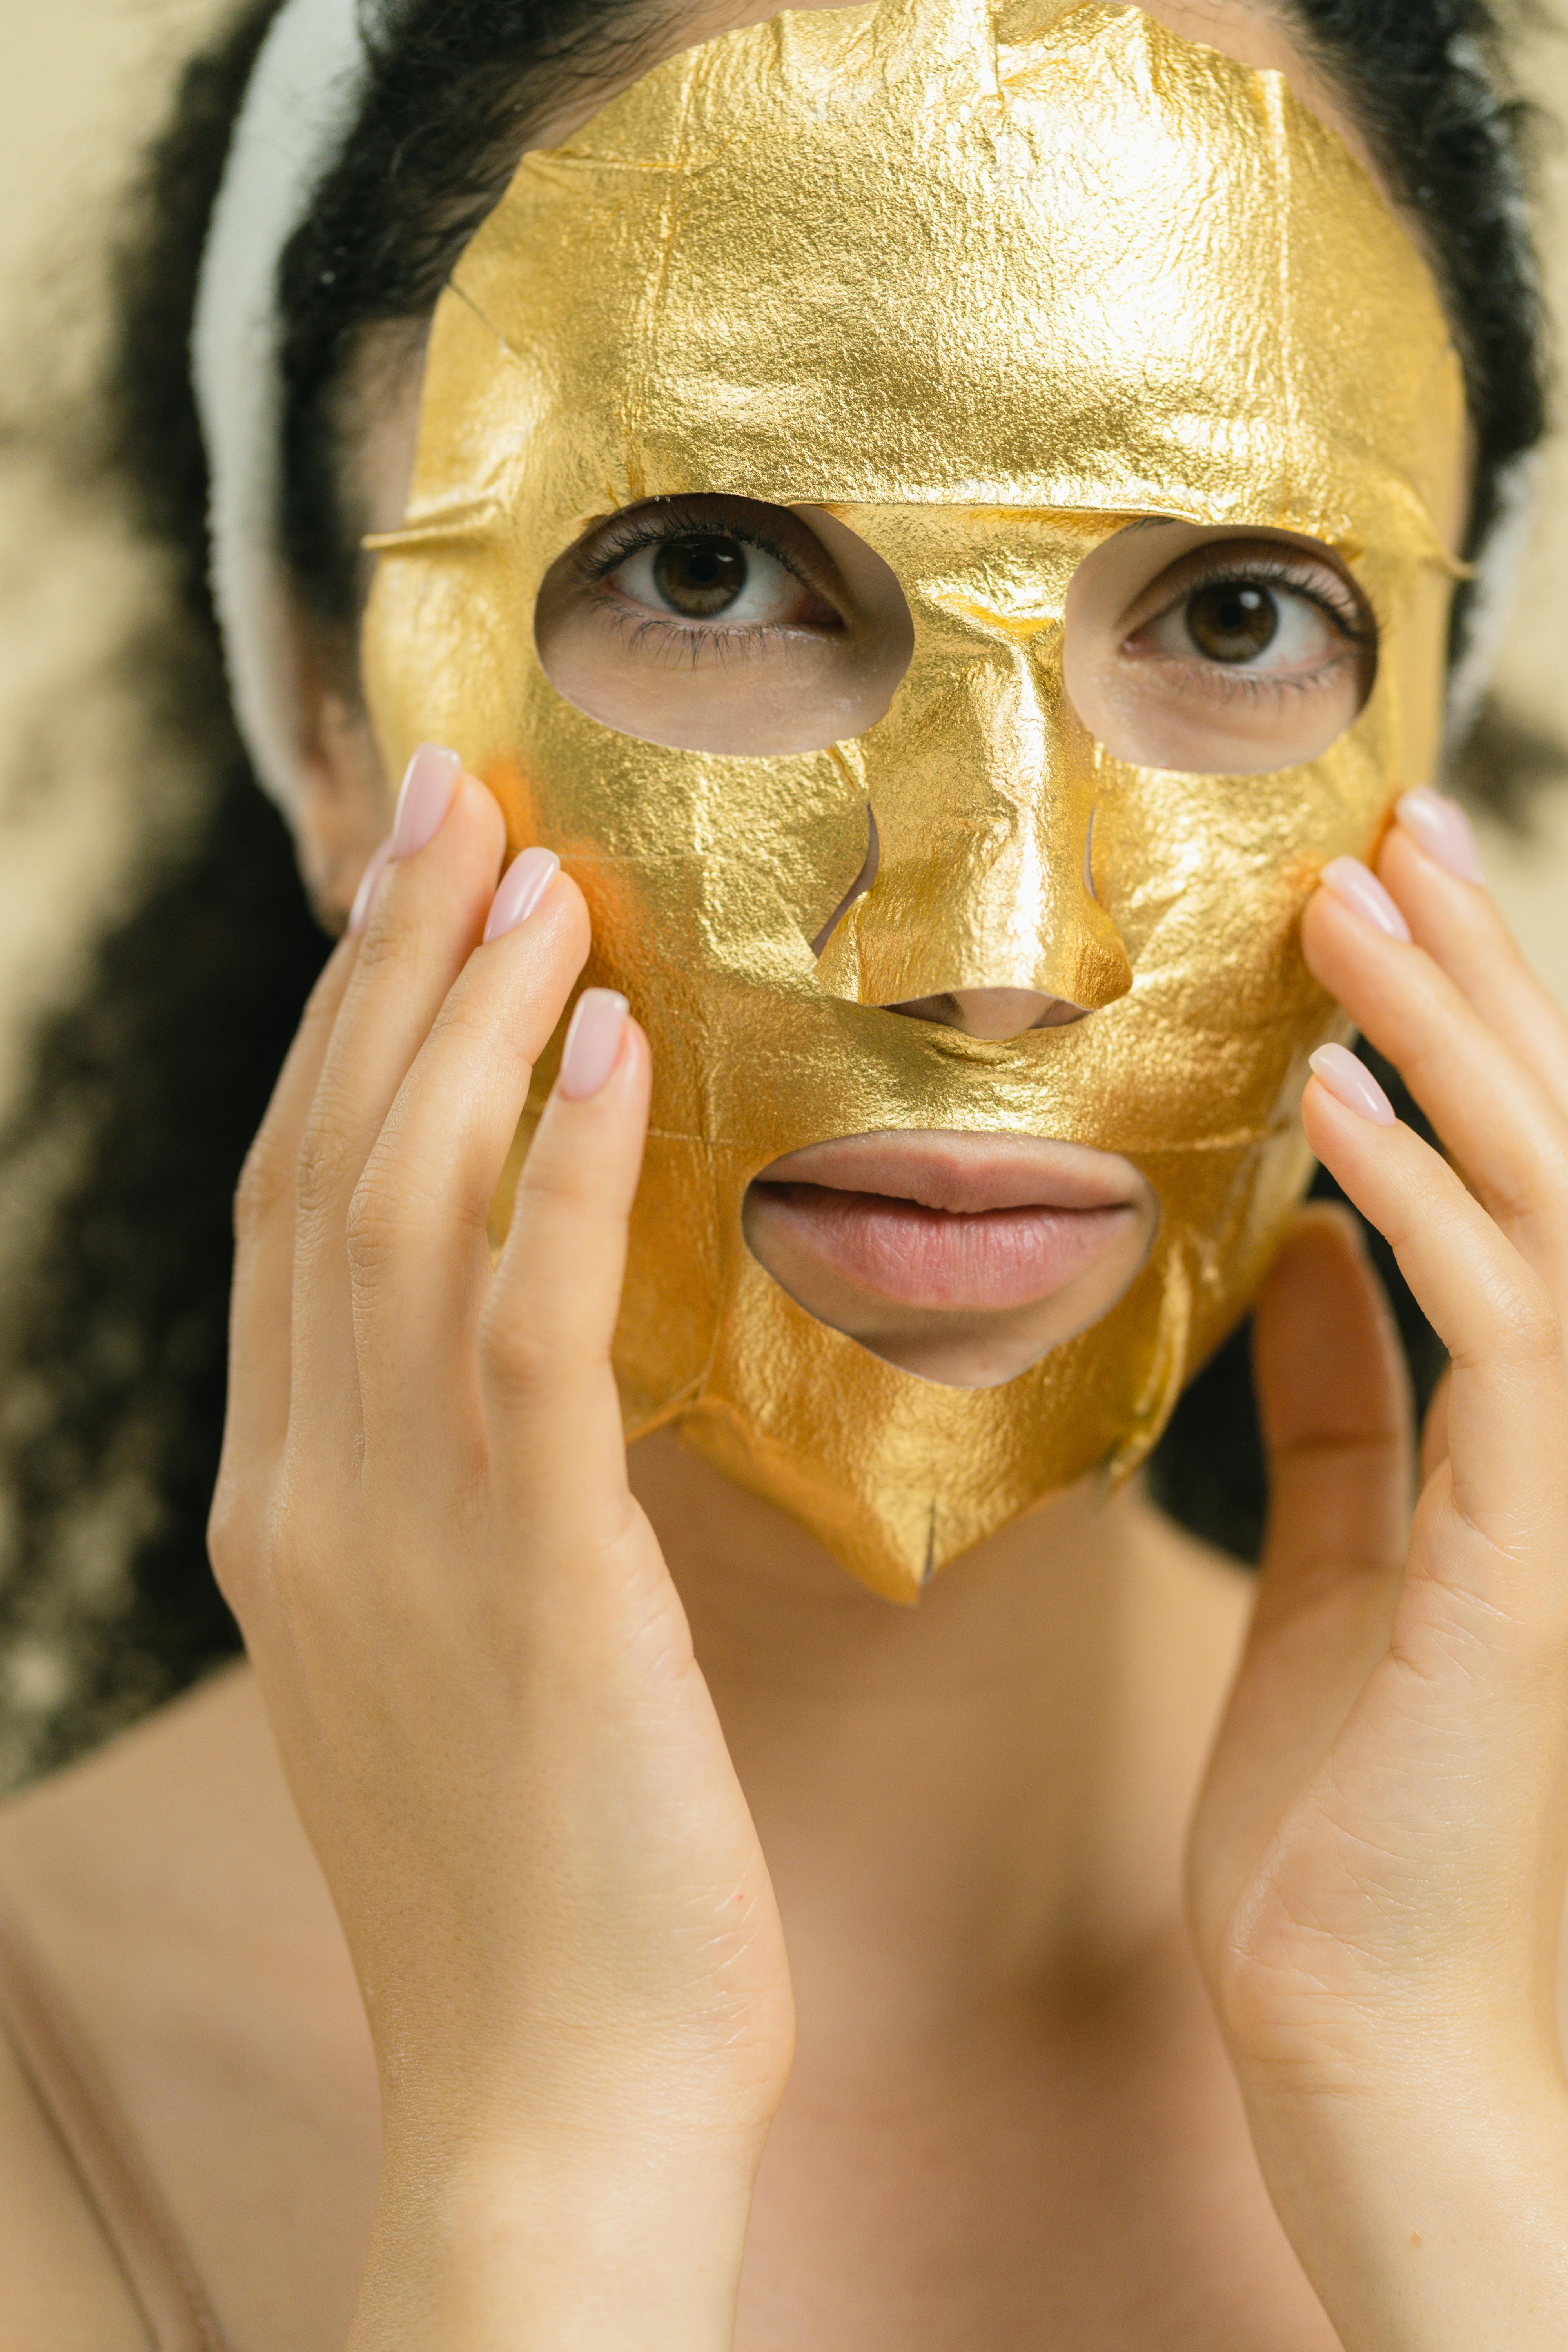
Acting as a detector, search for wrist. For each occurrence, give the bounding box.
[348,2123,762,2352]
[1242,2067,1568,2352]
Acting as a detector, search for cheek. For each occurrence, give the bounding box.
[1089,571,1432,1066]
[1380,565,1454,794]
[1090,737,1394,1060]
[533,615,891,759]
[1075,653,1371,780]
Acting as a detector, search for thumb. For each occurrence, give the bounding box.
[1198,1206,1415,1891]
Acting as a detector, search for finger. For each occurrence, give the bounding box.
[1258,1203,1412,1604]
[479,993,653,1560]
[289,755,506,1441]
[1207,1207,1413,1857]
[1380,796,1568,1113]
[1306,1069,1568,1949]
[221,932,360,1479]
[348,857,592,1440]
[1304,1063,1568,1637]
[1301,868,1568,1294]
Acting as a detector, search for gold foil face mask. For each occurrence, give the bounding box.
[363,0,1466,1601]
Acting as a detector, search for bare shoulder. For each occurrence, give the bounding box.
[0,1666,380,2352]
[0,2020,149,2350]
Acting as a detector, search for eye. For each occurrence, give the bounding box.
[1137,575,1347,675]
[534,495,914,758]
[1062,526,1380,778]
[608,530,828,629]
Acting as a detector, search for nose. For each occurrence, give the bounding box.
[814,589,1131,1026]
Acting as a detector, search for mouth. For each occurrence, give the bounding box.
[746,1130,1147,1316]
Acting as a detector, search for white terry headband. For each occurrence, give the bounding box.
[192,0,373,815]
[192,0,1528,819]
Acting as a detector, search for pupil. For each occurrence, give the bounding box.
[652,534,748,618]
[1186,581,1279,664]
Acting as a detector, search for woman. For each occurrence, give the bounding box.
[0,0,1563,2345]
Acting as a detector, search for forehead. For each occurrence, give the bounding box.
[419,0,1464,564]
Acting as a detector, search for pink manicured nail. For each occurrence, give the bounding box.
[1319,855,1412,943]
[390,742,462,858]
[347,838,392,937]
[559,989,630,1101]
[483,847,560,943]
[1308,1044,1397,1127]
[1396,785,1485,884]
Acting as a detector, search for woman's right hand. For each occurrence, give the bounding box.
[209,748,792,2352]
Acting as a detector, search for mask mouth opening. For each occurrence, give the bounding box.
[740,1130,1159,1391]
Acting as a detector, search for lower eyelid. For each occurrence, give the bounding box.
[1167,659,1357,707]
[589,599,821,655]
[1135,637,1358,686]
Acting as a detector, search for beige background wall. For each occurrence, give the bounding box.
[0,0,1565,1052]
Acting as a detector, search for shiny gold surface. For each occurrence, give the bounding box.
[363,0,1466,1601]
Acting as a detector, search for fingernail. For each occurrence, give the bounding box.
[1308,1043,1397,1127]
[1396,785,1485,884]
[558,989,630,1102]
[1319,855,1412,943]
[483,847,560,943]
[347,838,392,937]
[390,742,462,859]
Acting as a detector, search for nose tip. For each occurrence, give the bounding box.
[887,987,1087,1041]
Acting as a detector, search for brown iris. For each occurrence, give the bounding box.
[652,534,748,617]
[1185,581,1279,664]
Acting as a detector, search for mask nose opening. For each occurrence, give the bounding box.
[811,802,881,957]
[886,989,1089,1040]
[813,802,1105,1039]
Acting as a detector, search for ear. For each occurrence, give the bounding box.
[290,632,395,931]
[284,317,426,925]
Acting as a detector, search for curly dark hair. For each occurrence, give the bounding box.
[0,0,1552,1777]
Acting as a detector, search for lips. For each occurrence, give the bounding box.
[746,1131,1145,1315]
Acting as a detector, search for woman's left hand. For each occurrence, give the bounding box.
[1187,787,1568,2350]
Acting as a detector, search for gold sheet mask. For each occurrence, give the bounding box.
[363,0,1466,1601]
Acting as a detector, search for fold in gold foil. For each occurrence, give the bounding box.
[363,0,1466,1601]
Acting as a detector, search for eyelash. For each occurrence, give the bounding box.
[575,503,828,662]
[571,520,1379,693]
[1136,553,1377,686]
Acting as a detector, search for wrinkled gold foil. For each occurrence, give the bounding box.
[363,0,1466,1601]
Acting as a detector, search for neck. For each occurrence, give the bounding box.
[630,1431,1252,2069]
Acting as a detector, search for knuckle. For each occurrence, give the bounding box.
[207,1468,258,1613]
[519,1156,612,1223]
[294,1105,358,1222]
[1493,1274,1562,1367]
[427,991,505,1059]
[477,1298,559,1401]
[233,1134,288,1244]
[351,911,420,982]
[345,1137,462,1281]
[344,1164,404,1285]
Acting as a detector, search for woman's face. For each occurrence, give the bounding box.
[361,0,1468,1598]
[532,502,1376,1388]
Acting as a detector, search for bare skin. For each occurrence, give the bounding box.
[4,6,1568,2350]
